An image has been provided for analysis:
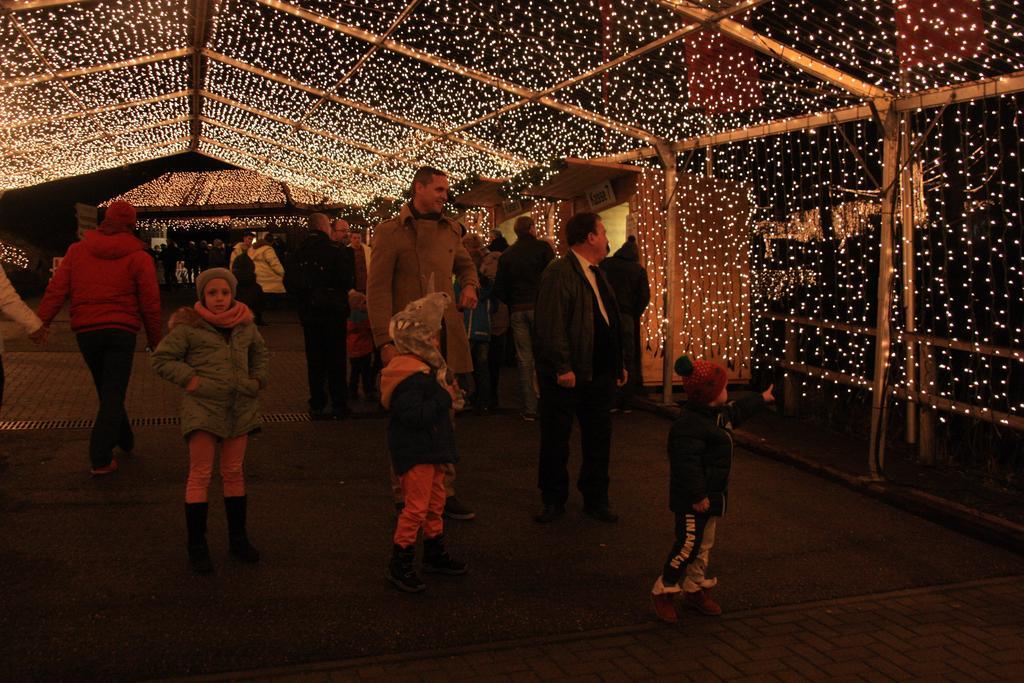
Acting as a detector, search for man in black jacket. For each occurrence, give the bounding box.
[600,236,650,411]
[532,212,625,524]
[286,213,355,420]
[493,216,555,420]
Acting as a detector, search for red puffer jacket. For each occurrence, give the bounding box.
[37,231,163,347]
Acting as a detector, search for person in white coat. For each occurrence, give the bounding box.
[0,263,47,410]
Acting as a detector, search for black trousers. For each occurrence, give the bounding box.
[661,512,712,585]
[487,331,507,409]
[537,370,615,507]
[76,329,136,467]
[302,321,347,413]
[348,353,375,397]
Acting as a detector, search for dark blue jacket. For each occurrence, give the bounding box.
[387,371,457,476]
[668,395,765,513]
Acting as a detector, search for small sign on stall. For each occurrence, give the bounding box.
[586,180,616,211]
[75,203,98,238]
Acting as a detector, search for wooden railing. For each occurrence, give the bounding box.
[761,312,1024,462]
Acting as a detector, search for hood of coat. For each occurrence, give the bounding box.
[168,306,206,331]
[379,354,432,410]
[82,230,144,260]
[612,238,639,262]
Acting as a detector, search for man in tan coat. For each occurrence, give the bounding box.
[367,166,479,520]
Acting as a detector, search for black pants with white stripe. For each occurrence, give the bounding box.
[661,512,714,588]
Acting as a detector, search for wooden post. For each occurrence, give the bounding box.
[918,341,937,464]
[783,321,799,417]
[659,146,678,405]
[868,99,900,479]
[899,113,918,445]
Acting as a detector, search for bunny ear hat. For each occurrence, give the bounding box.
[389,292,450,371]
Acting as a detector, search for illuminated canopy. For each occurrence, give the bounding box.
[2,0,1022,203]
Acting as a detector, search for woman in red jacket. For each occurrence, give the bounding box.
[37,201,163,475]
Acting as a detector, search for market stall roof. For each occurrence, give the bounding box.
[451,177,508,208]
[101,168,346,214]
[2,0,1023,203]
[522,159,643,201]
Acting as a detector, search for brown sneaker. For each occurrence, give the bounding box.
[682,588,722,616]
[651,592,678,623]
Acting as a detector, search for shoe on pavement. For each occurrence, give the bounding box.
[682,588,722,616]
[583,504,619,523]
[90,458,119,476]
[534,504,565,524]
[443,496,476,520]
[387,544,425,593]
[422,534,468,576]
[521,412,538,422]
[651,592,678,623]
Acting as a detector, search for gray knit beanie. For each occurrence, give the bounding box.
[195,267,237,299]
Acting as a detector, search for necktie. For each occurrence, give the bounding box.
[590,265,613,325]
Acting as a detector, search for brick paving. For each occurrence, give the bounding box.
[188,576,1024,682]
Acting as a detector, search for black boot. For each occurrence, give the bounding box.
[224,495,260,563]
[387,544,425,592]
[422,534,468,575]
[185,502,213,574]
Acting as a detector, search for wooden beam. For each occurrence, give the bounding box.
[2,90,190,130]
[190,0,213,151]
[202,50,530,166]
[658,1,891,100]
[5,114,191,154]
[868,99,900,479]
[198,136,369,199]
[8,136,191,186]
[3,48,191,88]
[288,0,422,133]
[253,0,660,143]
[200,116,401,187]
[200,90,419,169]
[0,0,90,9]
[392,1,775,164]
[896,70,1024,112]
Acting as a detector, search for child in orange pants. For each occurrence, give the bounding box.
[379,292,467,592]
[152,268,269,574]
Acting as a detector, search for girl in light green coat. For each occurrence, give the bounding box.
[152,268,269,574]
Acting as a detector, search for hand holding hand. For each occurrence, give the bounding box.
[692,497,710,513]
[186,376,201,393]
[556,370,576,389]
[762,384,776,403]
[28,325,49,346]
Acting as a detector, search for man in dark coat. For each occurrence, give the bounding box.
[285,213,355,420]
[493,215,555,420]
[600,236,650,411]
[532,212,625,524]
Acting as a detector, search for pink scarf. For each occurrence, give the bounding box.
[193,300,253,328]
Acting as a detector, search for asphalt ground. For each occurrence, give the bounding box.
[2,293,1023,680]
[3,405,1024,680]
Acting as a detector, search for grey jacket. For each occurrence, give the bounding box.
[532,252,624,383]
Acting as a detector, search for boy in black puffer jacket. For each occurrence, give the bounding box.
[651,356,774,622]
[379,292,467,593]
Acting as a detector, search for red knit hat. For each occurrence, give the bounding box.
[675,355,727,405]
[98,201,137,234]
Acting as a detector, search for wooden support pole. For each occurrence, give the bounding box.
[3,48,191,89]
[868,99,900,480]
[658,146,678,405]
[190,0,212,151]
[899,113,918,446]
